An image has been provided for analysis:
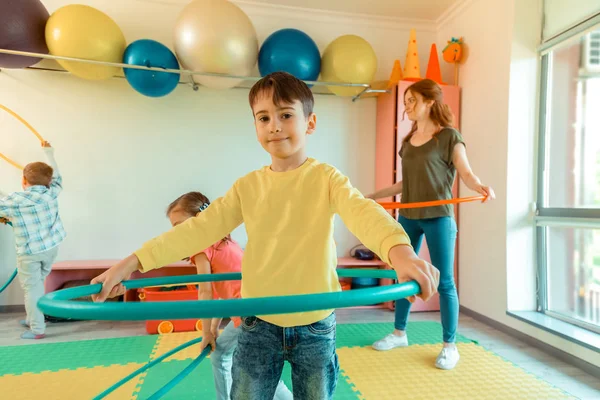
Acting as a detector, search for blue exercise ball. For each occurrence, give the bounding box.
[258,29,320,82]
[123,39,180,98]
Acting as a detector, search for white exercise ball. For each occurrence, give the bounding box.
[174,0,258,89]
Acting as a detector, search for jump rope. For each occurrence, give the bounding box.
[2,104,486,398]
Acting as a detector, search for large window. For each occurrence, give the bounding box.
[537,25,600,333]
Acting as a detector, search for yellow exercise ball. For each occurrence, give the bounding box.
[174,0,258,89]
[45,5,126,80]
[321,35,377,97]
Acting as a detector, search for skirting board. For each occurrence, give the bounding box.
[0,305,25,313]
[460,306,600,378]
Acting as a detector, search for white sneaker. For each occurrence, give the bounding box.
[372,333,408,351]
[435,346,460,370]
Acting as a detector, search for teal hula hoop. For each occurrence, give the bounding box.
[0,268,17,294]
[0,220,17,294]
[38,269,418,321]
[38,268,418,400]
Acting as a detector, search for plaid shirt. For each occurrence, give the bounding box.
[0,149,66,256]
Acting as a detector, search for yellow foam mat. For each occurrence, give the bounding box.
[0,363,145,400]
[151,331,206,362]
[337,343,576,399]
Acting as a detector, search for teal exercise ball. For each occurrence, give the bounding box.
[123,39,180,97]
[258,28,321,82]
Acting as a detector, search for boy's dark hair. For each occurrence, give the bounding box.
[249,71,314,118]
[23,162,53,188]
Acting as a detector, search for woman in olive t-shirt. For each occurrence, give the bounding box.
[367,79,495,370]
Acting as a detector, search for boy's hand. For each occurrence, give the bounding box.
[90,254,141,302]
[41,141,51,148]
[388,244,440,302]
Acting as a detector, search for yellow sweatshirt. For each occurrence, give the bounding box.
[134,158,411,327]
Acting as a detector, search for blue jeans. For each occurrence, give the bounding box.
[231,312,339,400]
[211,321,292,400]
[395,215,458,343]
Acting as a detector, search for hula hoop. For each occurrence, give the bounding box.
[93,337,210,400]
[377,195,486,210]
[0,220,17,295]
[38,269,417,399]
[0,268,17,295]
[38,269,418,321]
[0,104,45,171]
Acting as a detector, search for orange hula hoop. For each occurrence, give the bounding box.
[0,104,45,170]
[377,195,486,210]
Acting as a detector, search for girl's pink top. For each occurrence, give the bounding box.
[192,239,243,328]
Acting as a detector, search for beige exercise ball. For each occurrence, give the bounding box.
[174,0,258,89]
[321,35,377,97]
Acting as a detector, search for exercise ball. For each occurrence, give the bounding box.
[45,5,126,80]
[123,40,180,98]
[258,29,320,82]
[320,35,377,97]
[0,0,49,68]
[174,0,258,89]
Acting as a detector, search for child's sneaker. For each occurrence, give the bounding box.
[372,333,408,351]
[21,331,45,340]
[435,346,460,370]
[19,320,29,328]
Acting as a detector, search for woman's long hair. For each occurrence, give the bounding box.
[403,79,454,144]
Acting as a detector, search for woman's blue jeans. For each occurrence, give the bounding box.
[395,215,459,343]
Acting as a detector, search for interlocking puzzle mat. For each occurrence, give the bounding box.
[0,321,577,399]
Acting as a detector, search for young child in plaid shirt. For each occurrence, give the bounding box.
[0,141,66,339]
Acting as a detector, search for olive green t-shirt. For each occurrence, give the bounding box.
[398,127,465,220]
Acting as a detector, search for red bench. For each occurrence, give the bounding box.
[46,259,196,302]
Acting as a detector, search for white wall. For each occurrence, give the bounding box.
[543,0,600,40]
[437,0,600,367]
[437,0,513,315]
[0,0,437,305]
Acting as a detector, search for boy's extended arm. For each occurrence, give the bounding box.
[329,168,412,265]
[0,192,15,219]
[43,144,63,194]
[329,168,442,301]
[134,183,244,272]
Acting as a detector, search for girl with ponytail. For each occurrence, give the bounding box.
[166,192,292,400]
[367,79,495,370]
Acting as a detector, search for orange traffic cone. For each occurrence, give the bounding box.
[425,43,445,85]
[387,60,403,88]
[403,29,421,82]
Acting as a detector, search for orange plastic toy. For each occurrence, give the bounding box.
[442,37,464,63]
[442,37,464,85]
[138,285,203,334]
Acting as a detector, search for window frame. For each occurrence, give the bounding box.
[536,15,600,334]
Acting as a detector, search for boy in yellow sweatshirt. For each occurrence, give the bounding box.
[91,72,439,399]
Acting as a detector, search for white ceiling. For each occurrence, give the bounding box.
[247,0,463,20]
